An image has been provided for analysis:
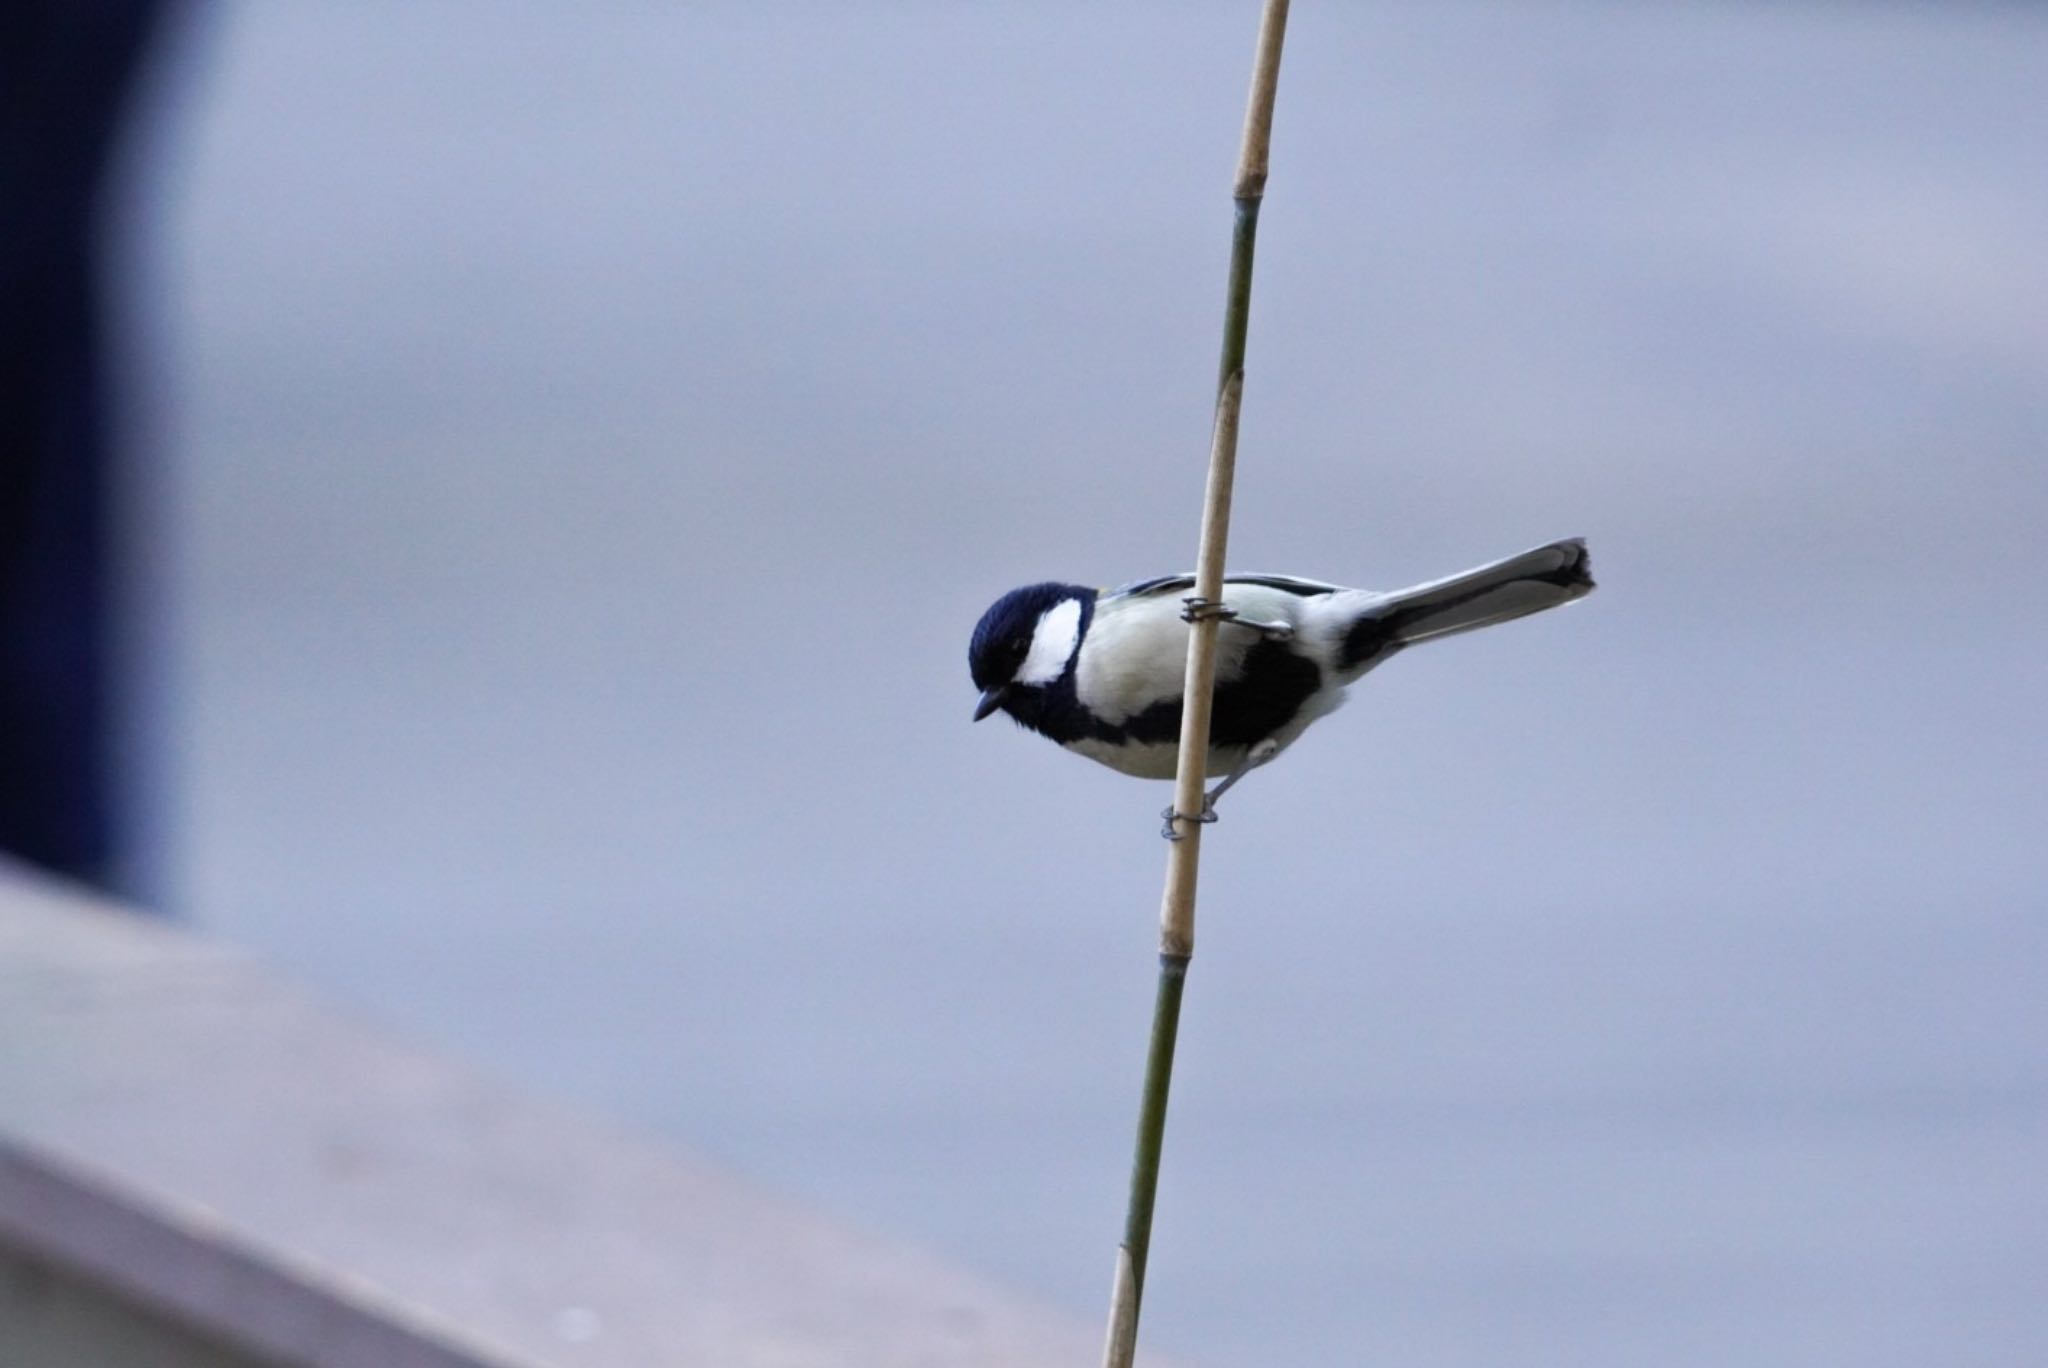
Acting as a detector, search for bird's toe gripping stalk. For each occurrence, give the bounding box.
[1180,596,1293,641]
[1160,801,1219,842]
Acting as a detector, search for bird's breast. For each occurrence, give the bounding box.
[1071,601,1200,725]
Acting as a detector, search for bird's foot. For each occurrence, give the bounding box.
[1160,800,1219,841]
[1180,596,1293,641]
[1158,738,1284,839]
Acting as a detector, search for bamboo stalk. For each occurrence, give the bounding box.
[1101,4,1292,1365]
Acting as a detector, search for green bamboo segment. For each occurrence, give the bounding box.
[1118,955,1189,1290]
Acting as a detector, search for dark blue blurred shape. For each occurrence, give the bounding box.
[0,0,167,886]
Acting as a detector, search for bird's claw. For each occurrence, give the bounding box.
[1160,800,1220,841]
[1159,735,1283,837]
[1180,596,1292,641]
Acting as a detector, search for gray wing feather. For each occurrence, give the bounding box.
[1104,572,1341,601]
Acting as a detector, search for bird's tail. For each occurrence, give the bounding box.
[1342,538,1593,671]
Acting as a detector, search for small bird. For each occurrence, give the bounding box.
[969,538,1594,820]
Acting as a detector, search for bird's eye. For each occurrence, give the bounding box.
[1009,636,1029,655]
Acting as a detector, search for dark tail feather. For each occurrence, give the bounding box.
[1343,538,1594,670]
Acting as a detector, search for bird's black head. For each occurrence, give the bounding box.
[968,582,1094,723]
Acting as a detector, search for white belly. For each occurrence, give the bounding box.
[1061,584,1351,780]
[1061,735,1254,781]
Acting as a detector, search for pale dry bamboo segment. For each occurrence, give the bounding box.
[1157,369,1247,958]
[1159,0,1291,957]
[1102,1246,1140,1366]
[1234,0,1292,198]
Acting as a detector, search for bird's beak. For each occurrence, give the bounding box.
[973,685,1009,722]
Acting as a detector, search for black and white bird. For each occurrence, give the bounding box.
[968,538,1594,814]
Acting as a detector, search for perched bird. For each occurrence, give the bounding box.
[968,538,1594,816]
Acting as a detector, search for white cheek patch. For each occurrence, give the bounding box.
[1016,597,1083,685]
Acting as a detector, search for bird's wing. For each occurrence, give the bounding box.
[1103,572,1341,602]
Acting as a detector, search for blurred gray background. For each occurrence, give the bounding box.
[117,2,2048,1364]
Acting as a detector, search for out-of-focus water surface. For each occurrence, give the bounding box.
[142,3,2045,1364]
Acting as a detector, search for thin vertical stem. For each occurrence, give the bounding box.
[1101,955,1188,1368]
[1102,3,1292,1365]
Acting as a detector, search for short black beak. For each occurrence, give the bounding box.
[972,685,1008,722]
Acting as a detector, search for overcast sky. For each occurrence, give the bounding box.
[131,4,2046,1363]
